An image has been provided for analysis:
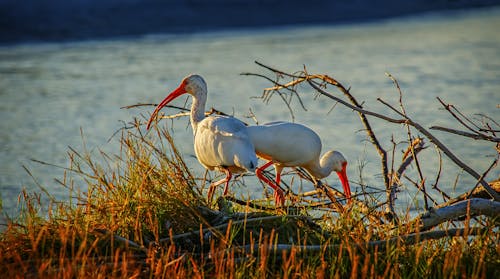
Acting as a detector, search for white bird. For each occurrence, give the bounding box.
[247,121,352,204]
[146,74,259,202]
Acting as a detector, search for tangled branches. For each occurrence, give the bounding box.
[242,61,500,228]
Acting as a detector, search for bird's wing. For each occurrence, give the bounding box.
[247,121,322,165]
[194,116,257,173]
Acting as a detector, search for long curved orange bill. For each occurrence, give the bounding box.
[336,162,351,200]
[146,84,187,130]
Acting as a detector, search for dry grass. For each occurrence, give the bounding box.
[0,119,498,278]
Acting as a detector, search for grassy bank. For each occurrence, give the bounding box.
[0,120,498,278]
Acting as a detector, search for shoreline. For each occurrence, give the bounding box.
[1,1,500,44]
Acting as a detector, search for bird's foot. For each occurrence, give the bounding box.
[207,185,216,205]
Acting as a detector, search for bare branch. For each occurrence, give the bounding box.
[437,97,482,132]
[378,87,430,209]
[429,126,500,142]
[431,147,450,201]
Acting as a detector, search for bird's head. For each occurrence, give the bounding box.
[326,151,351,200]
[146,74,207,130]
[182,74,207,97]
[328,151,347,173]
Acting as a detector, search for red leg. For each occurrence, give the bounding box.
[276,168,282,186]
[256,161,274,176]
[256,161,285,206]
[273,168,285,206]
[207,170,231,203]
[255,161,274,189]
[222,169,232,196]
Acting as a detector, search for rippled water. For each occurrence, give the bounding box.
[1,8,499,215]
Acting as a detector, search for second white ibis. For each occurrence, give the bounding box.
[247,121,352,204]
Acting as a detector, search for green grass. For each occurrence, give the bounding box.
[0,121,498,278]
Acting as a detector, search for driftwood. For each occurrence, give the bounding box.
[418,198,500,231]
[230,227,489,257]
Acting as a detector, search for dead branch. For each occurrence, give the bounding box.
[417,198,500,231]
[236,227,490,255]
[93,229,148,253]
[388,138,427,208]
[431,147,450,201]
[308,81,499,203]
[429,125,500,142]
[428,97,500,143]
[314,180,346,213]
[437,178,500,209]
[397,138,426,176]
[303,76,500,202]
[222,196,280,211]
[158,215,305,243]
[388,73,429,209]
[375,97,499,202]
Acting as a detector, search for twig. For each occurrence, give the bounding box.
[429,126,500,142]
[402,175,437,206]
[314,180,346,213]
[436,97,482,133]
[375,97,500,201]
[388,138,427,211]
[397,138,426,176]
[430,97,500,142]
[241,71,307,120]
[431,147,450,202]
[380,84,431,209]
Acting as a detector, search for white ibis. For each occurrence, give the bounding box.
[146,74,259,202]
[247,121,352,203]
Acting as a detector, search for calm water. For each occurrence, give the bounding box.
[1,8,499,215]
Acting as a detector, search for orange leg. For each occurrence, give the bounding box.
[255,161,285,206]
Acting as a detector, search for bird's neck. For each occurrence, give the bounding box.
[190,93,207,132]
[305,153,335,179]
